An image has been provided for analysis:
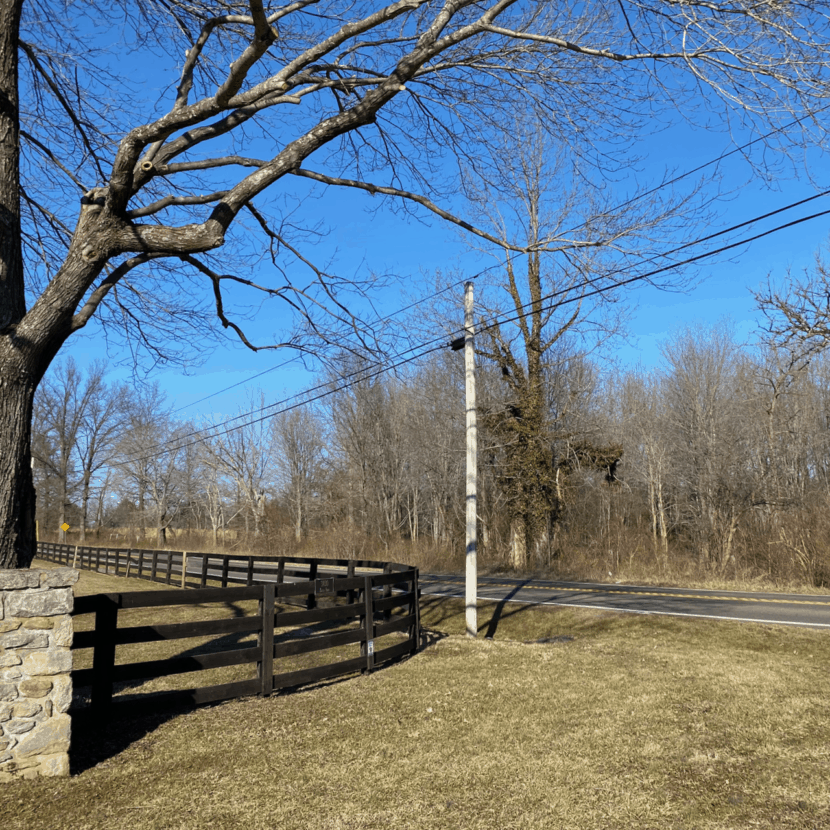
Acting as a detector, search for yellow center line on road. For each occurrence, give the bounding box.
[420,578,830,606]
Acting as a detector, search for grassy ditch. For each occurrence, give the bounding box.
[3,562,830,829]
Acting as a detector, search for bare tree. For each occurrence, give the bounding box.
[114,383,173,543]
[467,130,635,569]
[5,1,830,566]
[31,358,99,540]
[73,365,128,541]
[273,406,327,541]
[204,392,277,537]
[755,249,830,362]
[660,322,750,571]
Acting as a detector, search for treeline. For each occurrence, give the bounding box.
[32,321,830,587]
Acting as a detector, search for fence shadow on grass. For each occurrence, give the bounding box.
[69,702,194,775]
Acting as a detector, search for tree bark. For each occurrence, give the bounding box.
[0,0,36,568]
[0,353,38,568]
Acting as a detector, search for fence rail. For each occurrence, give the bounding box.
[37,542,420,716]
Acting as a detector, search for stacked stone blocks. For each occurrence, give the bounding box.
[0,568,78,781]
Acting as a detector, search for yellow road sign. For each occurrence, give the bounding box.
[60,523,70,532]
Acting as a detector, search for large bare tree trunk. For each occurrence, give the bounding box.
[0,363,38,569]
[0,0,36,569]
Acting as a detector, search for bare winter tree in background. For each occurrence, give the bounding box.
[203,393,277,537]
[3,0,830,566]
[273,406,327,541]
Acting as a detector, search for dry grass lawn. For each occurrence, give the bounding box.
[2,562,829,829]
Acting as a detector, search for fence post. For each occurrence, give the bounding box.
[361,576,374,674]
[91,594,119,714]
[221,557,229,588]
[258,584,275,697]
[72,546,79,569]
[347,560,356,605]
[246,557,254,587]
[382,563,392,621]
[306,560,318,610]
[181,552,188,588]
[137,549,144,579]
[277,558,284,585]
[165,552,173,584]
[410,568,420,655]
[200,555,208,588]
[151,550,159,582]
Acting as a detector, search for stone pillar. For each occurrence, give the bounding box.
[0,568,78,780]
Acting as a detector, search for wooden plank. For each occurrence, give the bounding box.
[113,614,262,645]
[117,584,263,609]
[274,581,316,599]
[77,615,259,649]
[272,654,366,692]
[370,570,417,588]
[259,583,274,696]
[110,646,260,683]
[372,638,412,665]
[373,591,416,613]
[273,627,363,659]
[276,601,364,628]
[80,678,262,716]
[374,614,415,638]
[91,595,119,713]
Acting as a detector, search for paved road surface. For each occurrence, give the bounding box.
[419,573,830,628]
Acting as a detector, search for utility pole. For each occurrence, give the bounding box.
[464,281,477,638]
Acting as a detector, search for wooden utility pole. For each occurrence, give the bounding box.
[464,282,477,638]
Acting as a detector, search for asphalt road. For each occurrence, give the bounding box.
[419,573,830,628]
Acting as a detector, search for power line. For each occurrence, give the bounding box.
[120,187,830,467]
[470,188,830,341]
[478,204,830,339]
[113,339,448,467]
[169,108,830,413]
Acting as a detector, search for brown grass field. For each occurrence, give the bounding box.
[2,561,830,829]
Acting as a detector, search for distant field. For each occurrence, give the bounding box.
[3,562,830,829]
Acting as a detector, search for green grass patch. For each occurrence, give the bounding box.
[4,561,830,829]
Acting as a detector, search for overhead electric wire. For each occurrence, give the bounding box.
[477,203,830,340]
[169,105,830,414]
[118,187,830,467]
[112,339,449,467]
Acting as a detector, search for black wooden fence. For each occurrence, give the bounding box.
[37,542,420,715]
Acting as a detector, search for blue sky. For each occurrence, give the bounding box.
[50,21,830,423]
[61,147,830,422]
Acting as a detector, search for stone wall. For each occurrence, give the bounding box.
[0,568,78,781]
